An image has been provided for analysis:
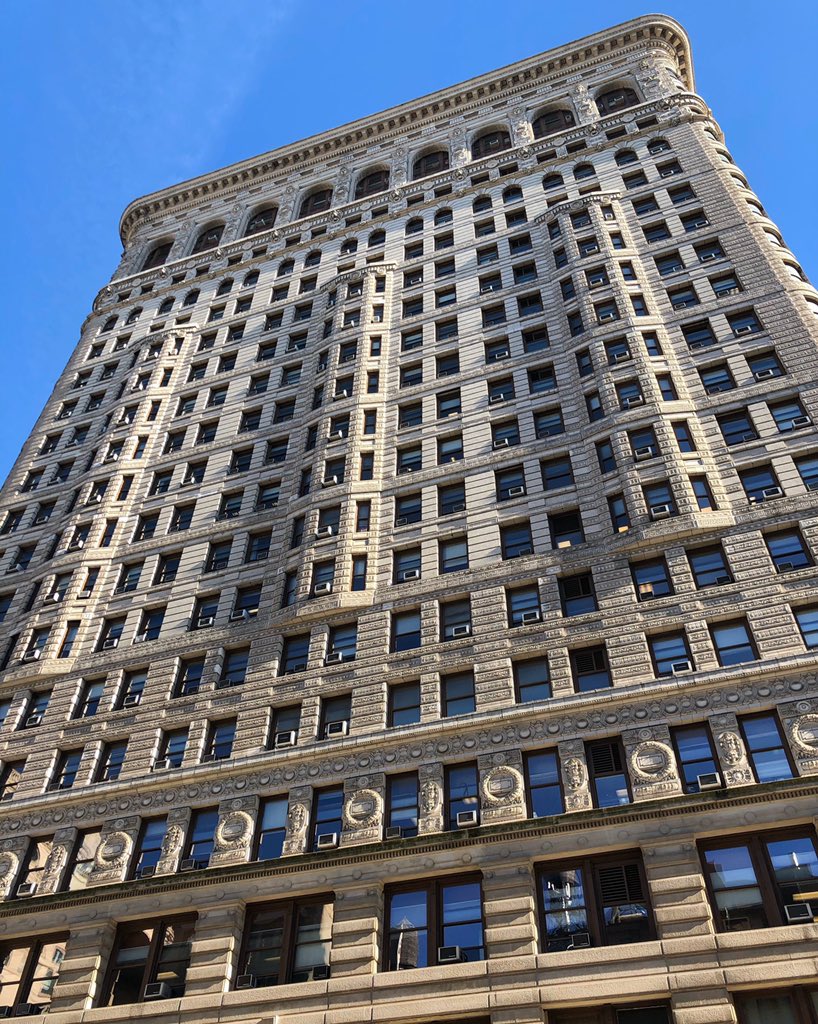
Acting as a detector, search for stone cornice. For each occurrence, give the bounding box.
[118,16,693,244]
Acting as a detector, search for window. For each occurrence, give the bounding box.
[496,465,526,501]
[384,773,419,839]
[388,680,421,728]
[649,632,693,677]
[541,456,573,492]
[310,786,344,850]
[0,760,24,800]
[740,464,782,503]
[514,658,551,703]
[158,728,187,769]
[537,852,652,951]
[559,573,597,616]
[0,935,68,1015]
[65,829,102,890]
[300,188,332,217]
[739,713,794,782]
[747,350,784,381]
[52,748,84,790]
[795,606,818,649]
[384,874,484,969]
[192,223,224,253]
[441,671,475,717]
[644,481,677,519]
[631,559,673,600]
[700,827,818,931]
[765,530,811,573]
[691,475,716,510]
[204,719,236,761]
[75,678,105,718]
[500,521,533,560]
[688,545,732,588]
[440,599,471,641]
[533,107,575,137]
[102,916,195,1005]
[549,510,584,548]
[438,482,466,516]
[439,537,469,574]
[131,817,169,878]
[571,646,611,693]
[671,724,719,794]
[445,762,479,830]
[711,619,757,666]
[238,897,333,987]
[735,990,818,1024]
[280,634,309,674]
[96,740,127,782]
[175,657,204,697]
[534,407,564,438]
[770,398,810,433]
[587,739,630,807]
[392,609,421,652]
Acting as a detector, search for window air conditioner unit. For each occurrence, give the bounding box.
[492,349,510,360]
[334,389,349,400]
[21,650,41,663]
[696,771,722,790]
[89,494,103,504]
[325,651,345,665]
[520,609,542,624]
[215,675,241,689]
[8,564,24,574]
[450,502,466,514]
[316,832,339,850]
[622,395,644,409]
[77,589,92,600]
[229,609,251,622]
[650,504,672,520]
[488,394,505,405]
[179,858,200,872]
[613,351,630,363]
[47,592,63,603]
[15,883,37,898]
[791,415,812,429]
[567,932,592,949]
[598,310,617,322]
[196,615,215,628]
[152,760,170,772]
[438,945,465,964]
[671,660,693,674]
[274,730,297,749]
[761,486,783,499]
[139,864,157,878]
[753,368,776,381]
[312,964,331,980]
[122,693,141,707]
[740,432,758,443]
[385,826,404,840]
[102,637,119,650]
[236,974,257,989]
[322,476,338,487]
[673,299,696,310]
[699,251,719,262]
[511,546,533,558]
[776,561,795,573]
[313,581,333,596]
[638,583,655,599]
[144,982,172,1000]
[399,569,420,582]
[315,525,334,538]
[25,714,42,728]
[395,517,409,528]
[330,430,345,440]
[734,324,756,336]
[634,445,655,461]
[556,539,573,550]
[456,809,479,828]
[507,485,526,498]
[132,633,147,644]
[69,539,85,550]
[493,438,511,449]
[325,720,349,738]
[451,624,472,638]
[785,903,813,923]
[688,341,706,351]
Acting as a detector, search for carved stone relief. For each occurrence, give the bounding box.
[558,741,592,812]
[478,750,526,825]
[210,809,255,867]
[0,851,19,899]
[711,713,754,787]
[282,789,311,857]
[341,774,385,846]
[418,763,444,835]
[623,727,683,801]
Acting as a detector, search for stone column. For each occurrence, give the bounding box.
[87,815,140,886]
[478,749,527,825]
[154,806,191,875]
[209,796,259,868]
[642,840,714,945]
[282,786,312,856]
[184,902,244,997]
[329,885,381,977]
[417,762,445,835]
[48,920,117,1014]
[36,825,78,896]
[557,739,592,811]
[341,772,385,847]
[622,726,683,803]
[709,712,754,787]
[482,864,538,959]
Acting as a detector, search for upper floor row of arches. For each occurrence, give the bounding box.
[139,85,643,271]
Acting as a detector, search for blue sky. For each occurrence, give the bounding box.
[1,1,816,481]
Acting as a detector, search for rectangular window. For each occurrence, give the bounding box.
[586,739,631,808]
[570,647,611,692]
[310,786,344,850]
[765,530,812,573]
[671,724,719,794]
[255,797,288,861]
[237,898,333,987]
[649,632,693,677]
[131,817,168,878]
[384,875,485,969]
[700,828,818,932]
[102,916,196,1004]
[710,619,757,666]
[441,671,475,717]
[739,712,794,783]
[795,606,818,649]
[389,680,421,727]
[391,610,421,652]
[537,854,652,951]
[386,773,419,838]
[514,658,551,703]
[0,935,68,1015]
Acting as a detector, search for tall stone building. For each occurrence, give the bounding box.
[0,13,817,1024]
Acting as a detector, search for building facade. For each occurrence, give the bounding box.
[0,13,817,1024]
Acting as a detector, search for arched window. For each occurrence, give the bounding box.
[142,241,172,270]
[368,230,385,248]
[615,149,638,167]
[573,163,596,181]
[503,186,523,205]
[191,224,224,254]
[355,168,390,199]
[595,86,639,116]
[299,188,332,218]
[405,218,423,236]
[434,208,453,226]
[542,173,564,192]
[471,129,511,160]
[244,206,278,236]
[412,149,449,180]
[341,238,358,255]
[304,250,322,267]
[182,289,200,307]
[277,259,294,278]
[783,261,806,282]
[101,316,117,333]
[243,270,259,287]
[125,307,142,325]
[473,195,492,213]
[158,297,174,315]
[647,138,671,155]
[216,279,233,296]
[531,107,575,139]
